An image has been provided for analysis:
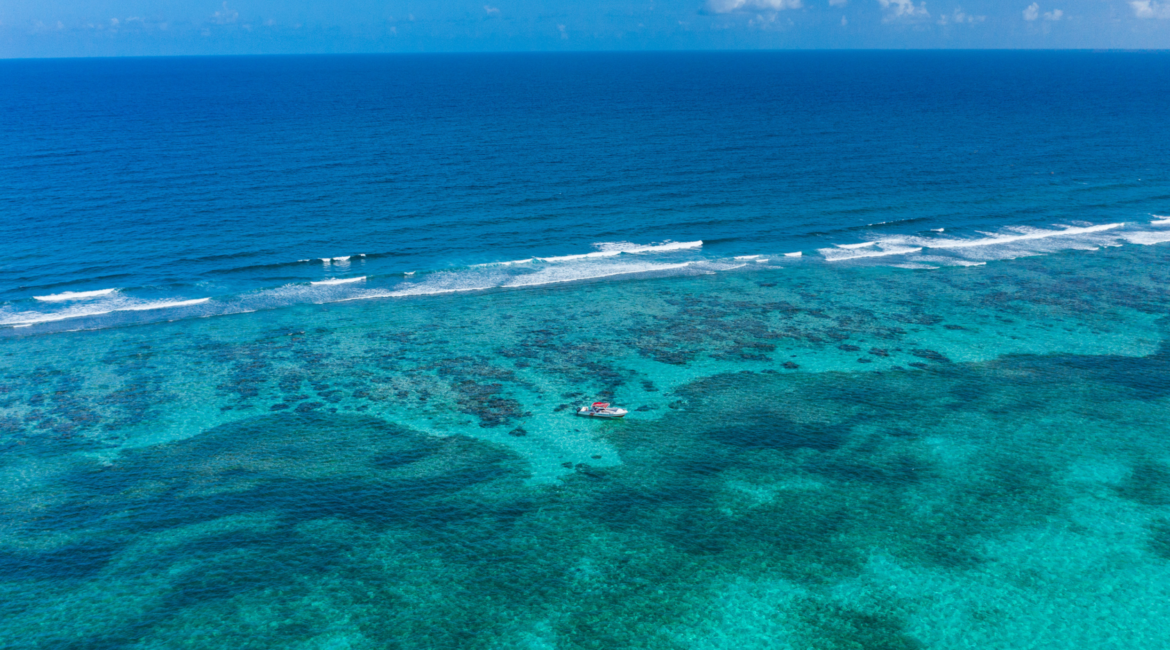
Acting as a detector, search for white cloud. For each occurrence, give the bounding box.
[1131,1,1170,18]
[484,5,501,15]
[212,2,238,24]
[830,0,848,5]
[938,7,984,24]
[1024,2,1063,25]
[1023,3,1062,21]
[704,0,803,14]
[878,0,930,22]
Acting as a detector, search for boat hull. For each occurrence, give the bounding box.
[576,408,627,418]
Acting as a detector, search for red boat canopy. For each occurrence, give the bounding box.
[592,402,609,408]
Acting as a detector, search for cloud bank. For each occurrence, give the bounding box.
[879,0,931,22]
[704,0,803,14]
[211,2,238,25]
[1130,0,1170,18]
[1023,3,1063,21]
[938,7,985,24]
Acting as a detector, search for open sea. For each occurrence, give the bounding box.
[2,51,1170,648]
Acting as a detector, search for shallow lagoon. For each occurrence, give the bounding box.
[3,243,1170,649]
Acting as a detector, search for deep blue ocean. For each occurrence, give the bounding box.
[2,52,1170,649]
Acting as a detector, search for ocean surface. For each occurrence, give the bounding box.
[2,51,1170,648]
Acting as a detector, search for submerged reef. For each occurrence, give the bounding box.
[3,245,1170,648]
[3,345,1170,649]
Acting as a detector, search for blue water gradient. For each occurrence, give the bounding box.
[2,52,1169,331]
[2,52,1170,648]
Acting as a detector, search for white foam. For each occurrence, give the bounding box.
[473,258,535,268]
[913,255,986,267]
[17,223,1170,335]
[826,222,1130,266]
[375,271,503,298]
[473,240,702,268]
[311,276,366,286]
[812,220,1170,269]
[819,244,922,262]
[502,261,695,288]
[1,297,210,327]
[689,261,749,272]
[120,298,209,312]
[354,259,704,300]
[33,289,117,302]
[932,228,945,232]
[537,240,702,263]
[919,223,1123,251]
[1121,231,1170,246]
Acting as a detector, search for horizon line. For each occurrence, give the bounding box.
[4,47,1170,62]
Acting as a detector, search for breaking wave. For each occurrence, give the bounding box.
[311,277,366,286]
[816,221,1168,267]
[820,242,923,262]
[7,224,1170,336]
[1,240,722,334]
[476,240,704,267]
[1,297,210,328]
[33,289,118,302]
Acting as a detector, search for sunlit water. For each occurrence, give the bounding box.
[2,53,1170,649]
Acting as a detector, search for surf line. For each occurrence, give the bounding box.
[3,298,211,327]
[34,289,117,302]
[311,277,367,286]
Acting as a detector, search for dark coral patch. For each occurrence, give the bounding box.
[705,417,848,451]
[1115,461,1170,506]
[910,349,951,363]
[1149,519,1170,560]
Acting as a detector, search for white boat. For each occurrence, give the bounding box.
[576,402,628,418]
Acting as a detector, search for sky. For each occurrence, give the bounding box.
[1,1,1168,58]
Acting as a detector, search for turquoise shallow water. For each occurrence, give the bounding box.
[4,241,1170,649]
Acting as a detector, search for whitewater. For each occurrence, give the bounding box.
[6,218,1170,335]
